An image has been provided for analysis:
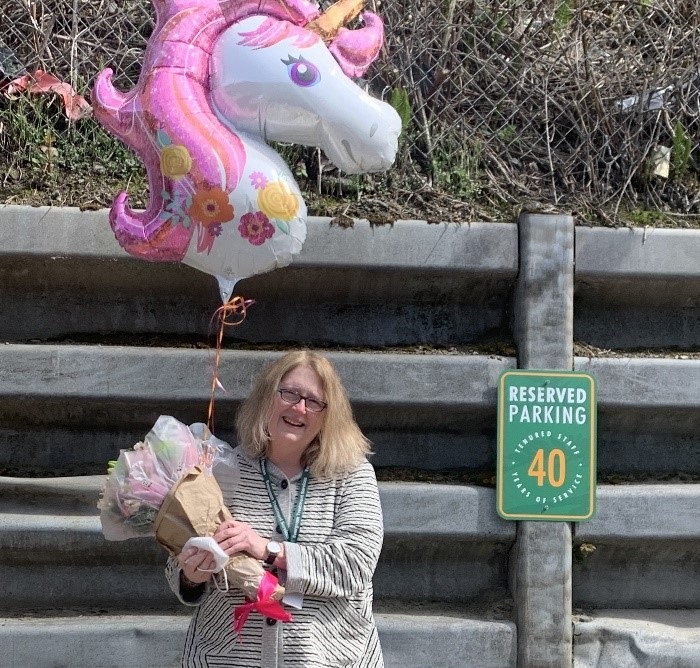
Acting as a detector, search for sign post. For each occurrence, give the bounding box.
[497,370,597,521]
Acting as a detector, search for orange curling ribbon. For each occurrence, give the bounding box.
[233,570,292,637]
[206,295,254,435]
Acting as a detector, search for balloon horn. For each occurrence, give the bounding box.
[307,0,365,41]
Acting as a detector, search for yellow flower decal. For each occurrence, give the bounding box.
[188,185,234,224]
[160,145,192,180]
[257,180,299,221]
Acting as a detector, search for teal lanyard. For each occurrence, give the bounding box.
[259,458,310,543]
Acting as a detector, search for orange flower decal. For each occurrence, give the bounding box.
[188,185,234,225]
[257,180,299,221]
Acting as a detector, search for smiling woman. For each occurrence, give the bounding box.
[165,350,384,668]
[265,365,327,476]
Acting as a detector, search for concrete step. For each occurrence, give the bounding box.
[575,226,700,349]
[575,227,700,301]
[0,476,514,611]
[574,609,700,668]
[574,357,700,474]
[573,485,700,608]
[0,345,514,473]
[0,608,517,668]
[0,206,518,346]
[4,346,700,476]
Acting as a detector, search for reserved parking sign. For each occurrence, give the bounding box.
[497,370,597,521]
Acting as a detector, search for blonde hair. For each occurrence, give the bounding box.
[236,351,371,478]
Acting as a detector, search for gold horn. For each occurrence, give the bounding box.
[307,0,365,41]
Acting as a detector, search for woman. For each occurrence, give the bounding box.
[166,350,384,667]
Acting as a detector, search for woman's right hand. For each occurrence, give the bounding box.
[177,547,217,585]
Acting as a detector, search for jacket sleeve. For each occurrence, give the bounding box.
[284,460,384,598]
[165,552,211,606]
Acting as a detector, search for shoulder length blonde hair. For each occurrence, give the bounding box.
[236,351,371,478]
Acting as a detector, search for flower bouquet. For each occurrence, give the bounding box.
[98,415,289,627]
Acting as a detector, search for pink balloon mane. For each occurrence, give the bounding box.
[93,0,384,263]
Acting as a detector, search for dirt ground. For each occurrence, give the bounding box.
[0,165,501,226]
[573,342,700,360]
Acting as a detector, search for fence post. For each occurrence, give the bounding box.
[510,213,574,668]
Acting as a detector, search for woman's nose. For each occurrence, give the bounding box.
[292,398,307,414]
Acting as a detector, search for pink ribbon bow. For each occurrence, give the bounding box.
[233,571,293,637]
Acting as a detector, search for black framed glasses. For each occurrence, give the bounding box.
[277,389,327,413]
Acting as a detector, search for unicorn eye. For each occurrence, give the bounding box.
[282,55,321,87]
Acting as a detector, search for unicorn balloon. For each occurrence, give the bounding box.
[93,0,401,300]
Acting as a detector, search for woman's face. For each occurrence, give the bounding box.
[267,365,326,453]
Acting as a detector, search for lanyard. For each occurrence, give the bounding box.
[259,458,310,543]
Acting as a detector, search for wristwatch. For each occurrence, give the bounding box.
[265,540,282,565]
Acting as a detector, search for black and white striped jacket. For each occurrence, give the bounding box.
[166,447,384,668]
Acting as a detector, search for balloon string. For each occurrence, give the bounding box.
[206,296,254,435]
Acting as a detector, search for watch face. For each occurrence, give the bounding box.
[267,540,281,554]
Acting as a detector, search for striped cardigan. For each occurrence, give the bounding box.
[165,447,385,668]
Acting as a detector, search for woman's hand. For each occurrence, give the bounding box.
[214,519,268,561]
[177,547,217,586]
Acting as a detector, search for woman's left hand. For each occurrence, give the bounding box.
[214,519,268,561]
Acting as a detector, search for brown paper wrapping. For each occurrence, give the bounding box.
[154,465,284,601]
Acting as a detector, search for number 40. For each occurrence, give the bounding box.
[527,448,566,487]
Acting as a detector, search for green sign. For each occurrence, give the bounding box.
[497,370,597,521]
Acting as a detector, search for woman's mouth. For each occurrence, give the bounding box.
[282,416,304,428]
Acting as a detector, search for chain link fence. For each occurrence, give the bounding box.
[2,0,699,224]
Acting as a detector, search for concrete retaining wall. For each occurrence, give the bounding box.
[0,205,699,668]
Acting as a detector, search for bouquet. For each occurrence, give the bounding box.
[98,415,290,629]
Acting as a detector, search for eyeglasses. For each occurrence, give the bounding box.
[277,389,327,413]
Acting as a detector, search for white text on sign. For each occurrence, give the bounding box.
[508,385,589,424]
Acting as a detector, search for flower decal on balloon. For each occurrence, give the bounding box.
[249,171,269,190]
[160,190,193,229]
[160,145,192,180]
[188,185,235,224]
[239,211,275,246]
[188,185,235,254]
[257,180,299,222]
